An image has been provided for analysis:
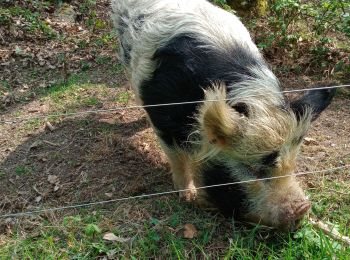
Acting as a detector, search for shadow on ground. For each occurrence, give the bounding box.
[0,113,172,219]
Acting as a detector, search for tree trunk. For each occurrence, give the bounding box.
[227,0,268,16]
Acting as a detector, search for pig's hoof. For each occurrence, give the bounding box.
[179,185,197,202]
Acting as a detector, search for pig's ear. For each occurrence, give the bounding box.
[290,88,336,121]
[200,85,243,147]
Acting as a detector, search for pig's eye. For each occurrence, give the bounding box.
[232,102,249,117]
[262,151,279,166]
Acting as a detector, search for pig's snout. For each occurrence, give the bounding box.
[277,199,311,231]
[245,198,311,231]
[294,199,311,219]
[287,199,311,230]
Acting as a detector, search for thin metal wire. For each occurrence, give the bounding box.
[281,85,349,93]
[1,164,349,219]
[1,84,349,124]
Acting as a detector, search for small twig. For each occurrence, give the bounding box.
[45,121,55,132]
[326,189,350,196]
[57,140,75,152]
[43,140,60,147]
[62,53,69,85]
[309,218,350,247]
[45,162,56,174]
[341,152,350,158]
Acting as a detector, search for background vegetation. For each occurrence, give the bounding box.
[213,0,350,80]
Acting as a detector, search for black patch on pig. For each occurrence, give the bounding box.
[262,151,279,166]
[232,102,249,117]
[140,34,271,147]
[290,87,336,121]
[203,162,248,218]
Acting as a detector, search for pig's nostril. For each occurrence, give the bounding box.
[294,200,311,219]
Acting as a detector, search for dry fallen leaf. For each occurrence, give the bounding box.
[35,196,42,203]
[40,157,48,162]
[47,175,59,184]
[105,192,113,198]
[183,223,198,239]
[304,137,318,145]
[103,232,130,243]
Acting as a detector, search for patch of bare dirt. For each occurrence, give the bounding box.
[0,108,170,223]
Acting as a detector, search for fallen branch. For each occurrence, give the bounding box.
[309,217,350,247]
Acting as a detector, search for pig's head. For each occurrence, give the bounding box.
[199,84,335,231]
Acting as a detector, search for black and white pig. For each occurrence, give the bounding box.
[111,0,335,230]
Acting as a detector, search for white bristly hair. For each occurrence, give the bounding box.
[111,0,268,100]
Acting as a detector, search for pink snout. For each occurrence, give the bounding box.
[294,200,311,218]
[281,200,311,230]
[279,199,311,231]
[245,199,311,231]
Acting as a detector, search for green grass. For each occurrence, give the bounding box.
[336,88,350,99]
[310,179,350,237]
[23,118,43,131]
[109,63,125,74]
[34,74,108,113]
[6,69,127,120]
[116,91,132,105]
[14,165,32,176]
[0,80,10,94]
[3,71,122,133]
[1,194,349,259]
